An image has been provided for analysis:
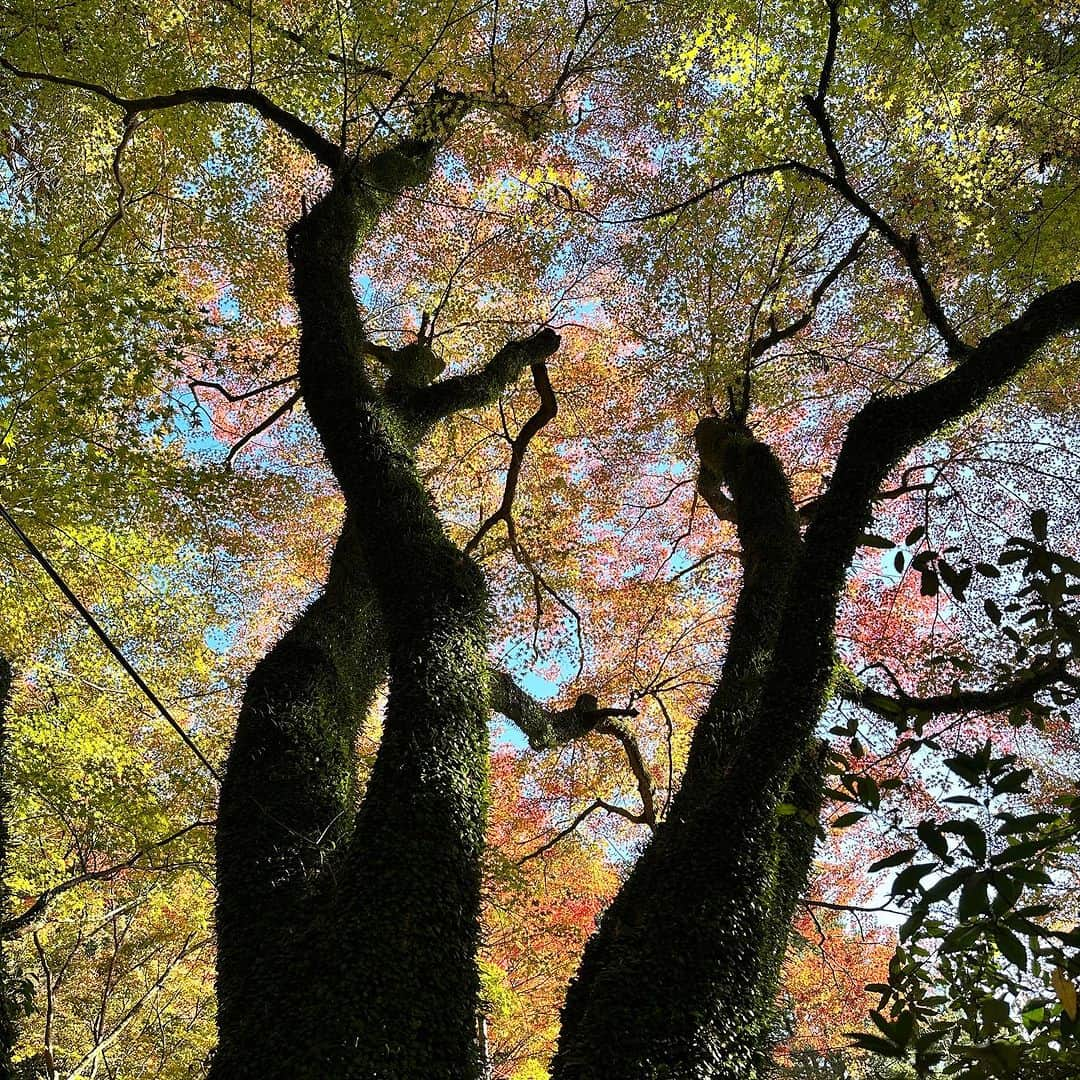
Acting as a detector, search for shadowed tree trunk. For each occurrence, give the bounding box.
[549,287,1080,1078]
[552,420,822,1078]
[209,114,561,1080]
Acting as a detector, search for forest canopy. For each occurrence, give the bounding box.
[1,0,1079,1077]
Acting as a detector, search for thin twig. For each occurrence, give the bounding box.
[464,362,557,555]
[225,390,302,464]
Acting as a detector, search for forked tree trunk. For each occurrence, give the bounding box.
[210,125,558,1078]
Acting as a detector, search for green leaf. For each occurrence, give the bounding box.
[923,866,976,903]
[990,839,1045,867]
[846,1031,903,1056]
[994,925,1027,969]
[938,560,973,602]
[991,768,1033,796]
[958,872,990,920]
[944,754,983,786]
[996,812,1057,835]
[943,819,987,863]
[855,775,880,809]
[891,861,939,896]
[917,820,949,858]
[869,848,917,871]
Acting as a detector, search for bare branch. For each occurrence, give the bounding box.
[2,820,214,937]
[77,116,139,256]
[798,3,967,356]
[596,161,821,226]
[189,375,298,403]
[517,798,649,864]
[749,227,870,359]
[211,0,394,80]
[594,716,657,829]
[464,361,557,555]
[801,897,906,917]
[490,670,655,828]
[837,655,1077,720]
[225,390,302,464]
[812,0,841,110]
[799,470,937,522]
[1,58,344,170]
[63,933,207,1079]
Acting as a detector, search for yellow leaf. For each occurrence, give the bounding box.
[1052,967,1078,1021]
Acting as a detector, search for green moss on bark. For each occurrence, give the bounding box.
[213,140,499,1079]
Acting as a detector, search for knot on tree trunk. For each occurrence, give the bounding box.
[694,415,753,490]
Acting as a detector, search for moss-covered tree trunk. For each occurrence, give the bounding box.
[553,420,823,1079]
[209,117,559,1080]
[551,285,1080,1079]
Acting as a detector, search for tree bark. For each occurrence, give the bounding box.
[552,284,1080,1078]
[210,124,559,1079]
[553,420,818,1079]
[203,90,1080,1080]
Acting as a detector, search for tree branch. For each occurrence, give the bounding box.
[489,670,655,827]
[403,327,560,431]
[600,0,967,357]
[837,656,1077,720]
[749,226,870,359]
[594,716,657,829]
[2,820,214,938]
[211,0,395,81]
[224,390,302,464]
[812,0,841,112]
[63,933,207,1079]
[0,58,345,170]
[488,670,637,750]
[696,467,737,522]
[679,419,802,780]
[745,280,1080,791]
[818,279,1080,546]
[516,797,649,864]
[189,375,298,403]
[799,470,937,522]
[464,361,557,555]
[798,2,967,356]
